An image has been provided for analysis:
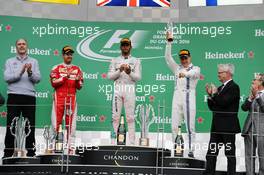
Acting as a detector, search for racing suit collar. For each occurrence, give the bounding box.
[121,55,132,60]
[62,63,72,67]
[180,63,193,69]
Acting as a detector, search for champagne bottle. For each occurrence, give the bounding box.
[166,22,174,42]
[117,115,126,145]
[174,126,184,157]
[55,124,64,153]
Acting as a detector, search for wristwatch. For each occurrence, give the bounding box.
[28,70,33,77]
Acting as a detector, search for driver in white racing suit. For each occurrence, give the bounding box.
[165,33,200,157]
[107,38,142,145]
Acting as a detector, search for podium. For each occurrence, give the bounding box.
[0,145,209,174]
[163,157,205,169]
[76,145,171,166]
[36,154,82,164]
[2,157,40,164]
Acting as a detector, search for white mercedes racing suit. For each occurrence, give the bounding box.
[165,43,200,152]
[107,55,142,145]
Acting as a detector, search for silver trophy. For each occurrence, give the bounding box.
[135,104,156,146]
[43,125,56,154]
[166,22,174,42]
[10,116,31,157]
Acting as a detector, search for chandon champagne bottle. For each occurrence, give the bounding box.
[174,126,184,157]
[55,124,64,153]
[117,115,126,145]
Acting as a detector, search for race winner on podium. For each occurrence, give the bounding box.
[164,31,200,158]
[107,38,142,145]
[50,46,83,154]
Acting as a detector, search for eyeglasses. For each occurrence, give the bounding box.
[121,43,130,47]
[218,71,226,74]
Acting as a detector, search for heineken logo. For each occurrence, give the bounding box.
[205,51,246,60]
[255,29,264,37]
[10,46,52,56]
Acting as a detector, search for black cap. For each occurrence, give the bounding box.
[62,46,74,54]
[120,38,131,46]
[179,49,190,59]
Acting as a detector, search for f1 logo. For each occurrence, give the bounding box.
[103,30,148,49]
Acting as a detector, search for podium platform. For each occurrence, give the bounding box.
[76,145,171,166]
[0,146,245,175]
[0,164,245,175]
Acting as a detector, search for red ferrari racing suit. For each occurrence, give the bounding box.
[50,63,83,147]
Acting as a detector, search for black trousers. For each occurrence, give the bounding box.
[4,94,36,157]
[203,132,236,175]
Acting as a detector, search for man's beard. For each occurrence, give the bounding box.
[122,50,130,55]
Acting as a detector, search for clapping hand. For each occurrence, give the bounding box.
[179,73,186,78]
[26,63,32,75]
[75,74,82,81]
[119,64,126,72]
[124,64,131,74]
[206,83,217,96]
[206,83,213,95]
[250,84,258,100]
[20,64,27,75]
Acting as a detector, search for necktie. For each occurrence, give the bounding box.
[218,84,225,94]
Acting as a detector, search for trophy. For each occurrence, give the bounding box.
[10,116,31,157]
[166,22,174,42]
[43,125,56,154]
[135,104,156,146]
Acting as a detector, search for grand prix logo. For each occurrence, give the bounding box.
[77,29,172,62]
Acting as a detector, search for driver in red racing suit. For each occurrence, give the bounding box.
[50,46,83,153]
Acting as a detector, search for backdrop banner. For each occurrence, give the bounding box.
[0,15,263,133]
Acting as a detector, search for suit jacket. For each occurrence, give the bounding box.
[208,80,241,133]
[241,92,264,137]
[0,93,4,106]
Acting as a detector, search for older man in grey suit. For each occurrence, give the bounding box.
[242,74,264,175]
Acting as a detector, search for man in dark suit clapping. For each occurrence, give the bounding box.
[203,64,241,175]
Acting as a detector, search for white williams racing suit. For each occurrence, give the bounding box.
[165,43,200,152]
[107,55,142,145]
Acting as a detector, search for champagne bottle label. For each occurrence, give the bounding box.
[55,143,63,151]
[118,134,125,143]
[175,145,182,154]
